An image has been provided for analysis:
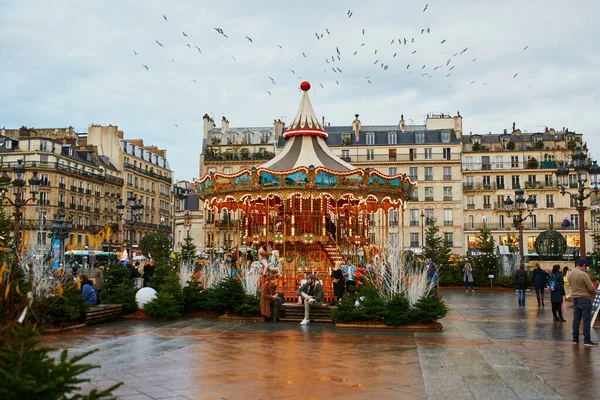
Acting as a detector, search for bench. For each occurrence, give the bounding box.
[85,304,123,325]
[281,302,336,323]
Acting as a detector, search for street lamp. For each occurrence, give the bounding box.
[116,194,144,262]
[555,149,600,259]
[0,159,41,253]
[504,185,537,263]
[50,213,74,268]
[420,211,425,250]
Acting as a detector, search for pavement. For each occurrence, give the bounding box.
[40,289,600,400]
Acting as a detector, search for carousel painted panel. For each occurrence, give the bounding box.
[315,171,339,188]
[284,171,308,188]
[233,172,253,190]
[340,172,363,188]
[259,172,281,188]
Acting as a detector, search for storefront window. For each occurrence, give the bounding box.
[527,236,537,251]
[566,235,580,248]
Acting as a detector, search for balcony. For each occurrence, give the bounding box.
[444,220,453,226]
[546,203,555,208]
[388,221,398,227]
[123,163,172,184]
[482,163,492,170]
[410,242,420,248]
[70,186,77,191]
[85,206,91,212]
[94,208,100,213]
[40,180,51,187]
[86,189,91,194]
[59,183,66,189]
[540,161,557,169]
[483,203,492,209]
[38,199,50,206]
[410,221,419,226]
[424,196,434,201]
[424,175,433,181]
[466,204,476,210]
[95,191,101,197]
[443,175,452,181]
[446,241,454,247]
[69,204,76,209]
[78,187,84,193]
[77,205,84,210]
[409,175,418,181]
[443,196,453,201]
[58,201,65,208]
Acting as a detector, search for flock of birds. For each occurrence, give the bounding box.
[133,3,533,111]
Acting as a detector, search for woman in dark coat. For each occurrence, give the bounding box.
[531,263,548,307]
[515,263,529,307]
[331,261,345,305]
[549,265,566,322]
[260,274,281,322]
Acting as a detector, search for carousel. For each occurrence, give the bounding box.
[194,81,416,299]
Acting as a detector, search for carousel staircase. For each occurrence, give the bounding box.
[281,303,335,323]
[321,240,345,266]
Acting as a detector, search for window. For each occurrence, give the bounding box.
[443,186,452,201]
[388,148,397,161]
[223,167,233,174]
[494,156,504,169]
[496,195,505,209]
[388,209,398,226]
[499,215,505,229]
[409,167,418,180]
[546,194,554,208]
[569,174,577,188]
[482,176,491,187]
[341,150,350,160]
[441,131,451,143]
[37,232,47,245]
[548,214,554,226]
[544,174,553,187]
[496,175,505,189]
[570,214,579,228]
[409,149,417,161]
[415,132,425,144]
[388,167,397,175]
[410,233,420,248]
[443,148,451,160]
[511,176,520,189]
[412,188,418,201]
[530,215,537,229]
[410,209,419,226]
[483,195,492,209]
[425,187,434,201]
[443,209,453,226]
[388,132,397,144]
[366,149,374,161]
[366,133,375,145]
[425,167,433,181]
[511,156,519,168]
[424,148,432,160]
[570,197,577,208]
[444,232,453,247]
[466,196,475,209]
[468,215,475,229]
[464,156,474,170]
[424,208,434,225]
[443,166,452,181]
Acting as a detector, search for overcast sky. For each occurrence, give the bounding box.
[1,0,599,180]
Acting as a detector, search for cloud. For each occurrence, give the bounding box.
[0,0,598,180]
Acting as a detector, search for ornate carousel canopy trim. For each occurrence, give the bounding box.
[283,81,327,139]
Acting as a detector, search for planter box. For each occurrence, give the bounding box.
[43,323,87,334]
[218,313,263,322]
[335,321,443,332]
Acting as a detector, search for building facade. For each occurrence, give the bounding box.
[0,127,123,253]
[172,180,204,253]
[461,126,593,258]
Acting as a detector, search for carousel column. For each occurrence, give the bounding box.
[385,206,389,251]
[400,202,405,270]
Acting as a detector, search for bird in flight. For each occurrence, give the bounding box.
[326,59,330,63]
[362,29,365,35]
[133,50,137,55]
[513,73,518,78]
[411,38,415,42]
[374,59,379,64]
[427,28,430,33]
[326,28,330,35]
[231,56,236,61]
[391,39,394,44]
[460,47,468,54]
[523,45,529,50]
[361,43,366,46]
[434,66,441,70]
[155,40,164,47]
[290,69,295,74]
[303,52,307,57]
[412,50,417,54]
[449,65,455,70]
[337,67,342,73]
[353,51,357,55]
[319,83,324,88]
[422,65,426,69]
[441,40,446,44]
[315,32,320,40]
[421,29,425,34]
[214,28,228,38]
[182,32,188,37]
[266,91,272,96]
[470,80,475,84]
[336,80,339,84]
[278,44,283,49]
[374,49,377,54]
[191,79,197,83]
[186,44,191,48]
[423,4,428,12]
[332,67,336,73]
[421,73,428,77]
[393,53,397,57]
[367,80,371,84]
[336,47,340,55]
[142,65,149,70]
[471,58,478,62]
[174,124,178,127]
[337,55,340,61]
[406,64,410,69]
[195,46,201,53]
[246,36,253,42]
[404,38,407,45]
[446,73,451,77]
[163,15,167,21]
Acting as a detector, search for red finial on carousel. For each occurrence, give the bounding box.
[300,81,311,91]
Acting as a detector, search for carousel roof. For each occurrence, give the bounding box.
[261,82,355,172]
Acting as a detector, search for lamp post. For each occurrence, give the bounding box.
[504,186,537,263]
[116,194,144,262]
[420,210,425,250]
[50,212,74,268]
[555,149,600,259]
[0,159,41,253]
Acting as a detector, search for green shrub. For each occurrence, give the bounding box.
[147,265,173,290]
[34,285,88,327]
[234,295,261,317]
[408,296,448,323]
[0,323,121,400]
[182,278,207,312]
[143,291,182,319]
[99,264,137,314]
[157,269,183,307]
[331,284,386,323]
[203,277,246,314]
[439,263,465,286]
[495,276,516,288]
[381,293,410,326]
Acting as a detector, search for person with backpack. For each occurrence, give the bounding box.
[515,263,529,306]
[531,263,548,307]
[79,274,98,306]
[548,264,566,322]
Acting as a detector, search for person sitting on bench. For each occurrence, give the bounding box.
[296,274,324,325]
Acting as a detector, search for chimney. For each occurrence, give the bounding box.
[273,119,284,140]
[221,116,229,134]
[202,114,215,138]
[512,122,516,133]
[352,114,361,142]
[399,114,406,132]
[453,111,463,137]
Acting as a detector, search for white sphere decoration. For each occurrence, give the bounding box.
[136,287,157,308]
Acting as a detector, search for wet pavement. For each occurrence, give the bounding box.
[41,289,600,399]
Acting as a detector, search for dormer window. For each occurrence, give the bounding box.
[341,132,352,146]
[441,130,451,143]
[473,137,481,145]
[415,132,425,144]
[242,131,252,145]
[260,131,270,144]
[388,132,397,145]
[366,132,375,145]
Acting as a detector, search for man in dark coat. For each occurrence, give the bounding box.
[531,263,548,307]
[515,263,529,307]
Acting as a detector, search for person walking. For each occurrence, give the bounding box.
[531,263,548,307]
[463,263,474,293]
[548,265,566,322]
[330,261,345,305]
[570,258,598,346]
[515,263,528,307]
